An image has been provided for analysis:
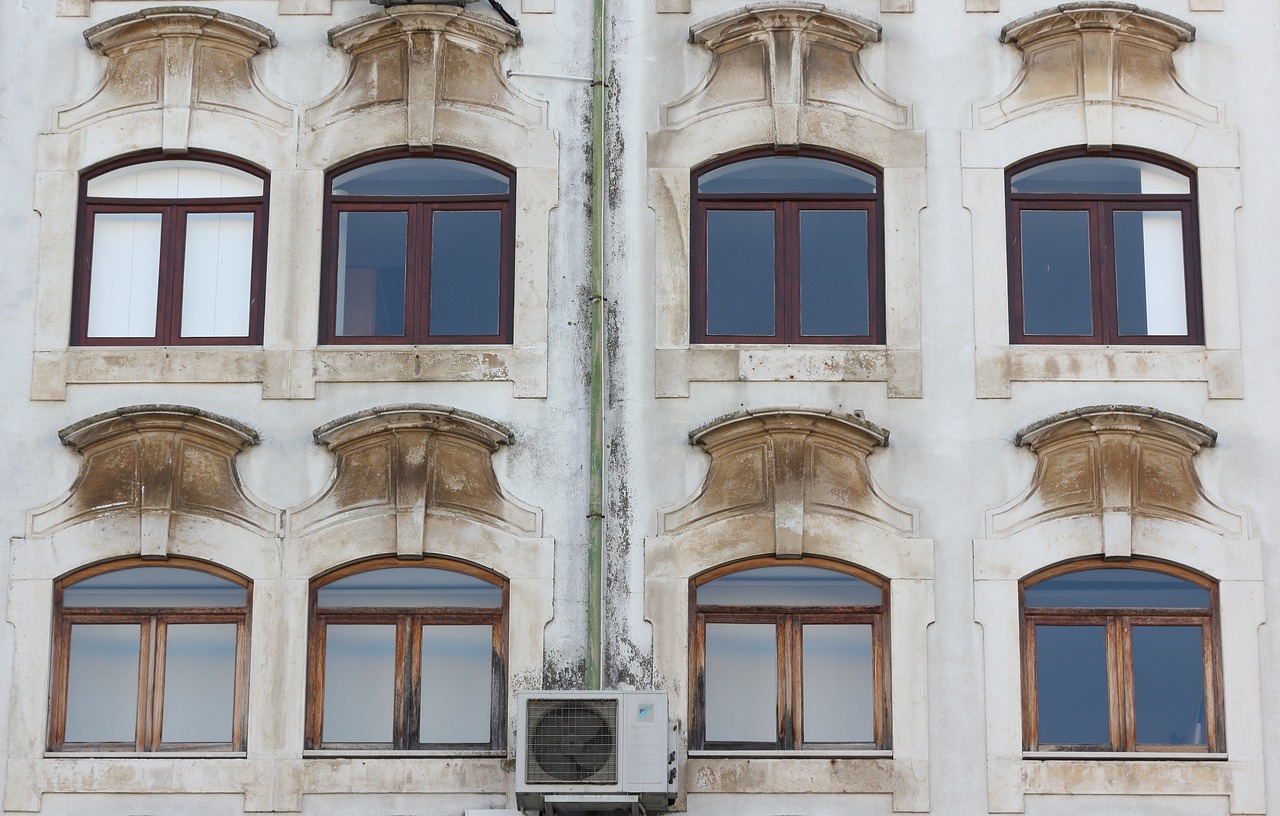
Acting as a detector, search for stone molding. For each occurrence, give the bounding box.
[56,7,292,148]
[28,405,279,553]
[979,3,1221,144]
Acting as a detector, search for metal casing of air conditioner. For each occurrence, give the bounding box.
[515,690,677,812]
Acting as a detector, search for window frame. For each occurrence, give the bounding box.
[690,148,886,345]
[47,558,252,753]
[319,148,516,346]
[305,556,509,752]
[689,556,891,752]
[1019,559,1225,753]
[1006,147,1203,346]
[70,152,269,347]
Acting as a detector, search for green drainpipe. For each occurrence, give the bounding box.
[586,0,607,692]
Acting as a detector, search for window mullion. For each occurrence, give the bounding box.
[1109,616,1133,751]
[776,615,793,749]
[779,202,796,343]
[394,615,414,750]
[1093,202,1115,343]
[139,617,158,751]
[157,205,182,343]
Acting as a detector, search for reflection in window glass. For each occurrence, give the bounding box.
[1133,626,1207,746]
[420,625,493,744]
[699,156,876,195]
[1035,625,1110,746]
[332,158,509,197]
[317,567,502,609]
[1026,568,1210,609]
[698,566,880,607]
[802,624,873,743]
[65,624,140,743]
[336,211,408,337]
[86,213,162,338]
[704,623,777,743]
[430,211,502,336]
[705,210,775,336]
[1114,211,1187,336]
[1020,210,1093,336]
[64,567,247,608]
[1010,158,1190,195]
[162,623,237,744]
[323,624,396,744]
[800,210,869,337]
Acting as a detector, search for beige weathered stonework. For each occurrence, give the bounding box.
[647,409,933,812]
[57,7,291,148]
[979,3,1222,145]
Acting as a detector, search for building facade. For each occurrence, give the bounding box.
[0,0,1276,814]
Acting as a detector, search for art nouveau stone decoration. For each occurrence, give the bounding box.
[662,408,913,556]
[28,405,278,557]
[289,405,540,558]
[306,6,544,148]
[662,3,910,143]
[978,3,1222,145]
[988,405,1245,554]
[56,7,291,150]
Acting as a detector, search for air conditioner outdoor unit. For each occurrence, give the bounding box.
[515,690,678,814]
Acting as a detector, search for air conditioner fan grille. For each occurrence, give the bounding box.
[525,698,618,784]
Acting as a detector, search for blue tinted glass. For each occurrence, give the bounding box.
[1021,210,1093,335]
[1035,625,1110,746]
[1132,626,1207,746]
[336,211,407,337]
[705,210,775,336]
[318,567,502,608]
[699,157,876,195]
[332,159,509,197]
[698,566,880,607]
[800,209,869,336]
[64,567,245,608]
[1026,568,1210,609]
[1011,158,1189,195]
[430,210,502,336]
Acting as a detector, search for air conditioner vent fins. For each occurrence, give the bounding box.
[525,698,618,784]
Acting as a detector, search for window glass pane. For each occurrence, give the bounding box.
[705,210,775,336]
[1020,210,1093,336]
[1114,211,1188,336]
[430,210,501,336]
[699,157,876,195]
[322,624,395,743]
[64,567,246,608]
[1026,568,1210,609]
[800,209,869,337]
[802,624,873,743]
[420,625,493,744]
[86,212,161,338]
[180,212,254,338]
[704,623,777,743]
[332,159,509,197]
[88,161,263,199]
[336,211,407,337]
[698,566,880,607]
[161,623,236,744]
[64,624,140,743]
[318,567,502,609]
[1133,625,1208,746]
[1011,158,1190,195]
[1035,625,1109,746]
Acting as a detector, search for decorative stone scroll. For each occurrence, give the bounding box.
[305,6,544,147]
[56,7,291,149]
[662,3,909,144]
[289,405,539,559]
[29,405,279,557]
[989,405,1245,556]
[662,408,913,557]
[978,3,1222,146]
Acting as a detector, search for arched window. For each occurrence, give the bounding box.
[306,558,508,750]
[691,150,884,344]
[1007,149,1201,344]
[72,154,268,346]
[48,560,250,752]
[690,558,889,750]
[320,150,515,345]
[1021,561,1223,752]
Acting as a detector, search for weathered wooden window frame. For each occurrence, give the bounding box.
[304,557,509,752]
[689,556,891,752]
[1019,559,1224,753]
[690,148,885,346]
[319,149,516,347]
[47,559,252,753]
[71,152,269,347]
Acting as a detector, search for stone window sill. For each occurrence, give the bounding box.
[977,346,1243,399]
[657,346,921,398]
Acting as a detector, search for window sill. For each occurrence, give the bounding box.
[302,749,506,759]
[689,749,892,758]
[44,751,247,759]
[1022,751,1227,761]
[656,345,921,398]
[976,345,1243,399]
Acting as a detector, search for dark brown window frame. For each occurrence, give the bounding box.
[689,556,891,751]
[71,151,269,347]
[319,148,516,346]
[1007,146,1204,346]
[690,147,885,345]
[305,556,509,752]
[47,558,252,753]
[1020,559,1225,753]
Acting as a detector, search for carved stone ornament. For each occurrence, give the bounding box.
[29,405,279,555]
[661,408,914,557]
[305,6,544,145]
[57,7,292,147]
[988,406,1246,553]
[289,405,539,558]
[662,2,909,142]
[978,3,1222,143]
